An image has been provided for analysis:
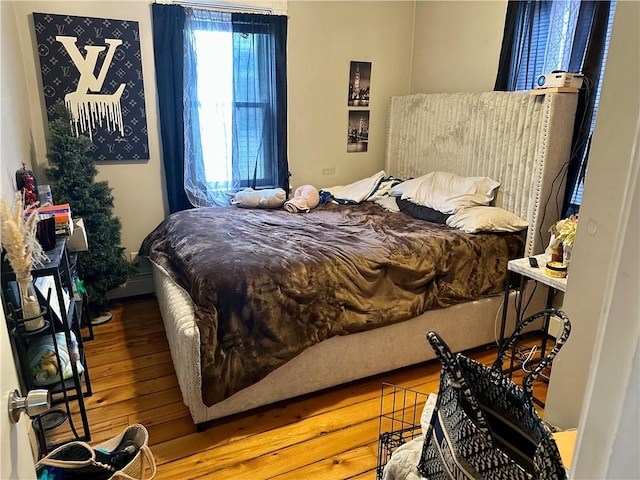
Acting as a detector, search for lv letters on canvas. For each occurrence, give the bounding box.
[33,12,149,161]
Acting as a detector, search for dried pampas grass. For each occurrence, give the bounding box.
[1,192,47,278]
[1,192,48,323]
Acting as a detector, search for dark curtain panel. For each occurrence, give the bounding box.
[151,4,192,214]
[231,13,289,195]
[494,0,613,216]
[272,15,290,196]
[563,1,611,215]
[494,1,551,92]
[494,1,525,91]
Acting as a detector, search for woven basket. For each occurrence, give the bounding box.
[35,423,156,480]
[95,424,156,480]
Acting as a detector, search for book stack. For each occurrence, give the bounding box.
[36,204,73,236]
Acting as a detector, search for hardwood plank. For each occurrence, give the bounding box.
[145,416,197,446]
[348,469,377,480]
[87,320,166,342]
[154,379,440,478]
[269,443,380,480]
[155,407,378,477]
[83,360,176,388]
[151,376,439,466]
[187,419,382,479]
[85,335,170,367]
[53,401,193,447]
[85,387,184,422]
[88,375,180,410]
[87,350,173,379]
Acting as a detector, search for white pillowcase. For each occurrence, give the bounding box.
[446,206,528,233]
[389,171,500,214]
[230,187,286,208]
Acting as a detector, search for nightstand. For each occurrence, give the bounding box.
[499,254,568,406]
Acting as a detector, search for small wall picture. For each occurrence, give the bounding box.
[347,110,370,153]
[347,61,371,107]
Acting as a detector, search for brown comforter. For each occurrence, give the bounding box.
[140,202,523,406]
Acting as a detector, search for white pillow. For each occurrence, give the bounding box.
[446,206,528,233]
[229,187,286,208]
[388,176,425,198]
[389,171,500,214]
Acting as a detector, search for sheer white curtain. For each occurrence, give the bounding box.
[183,9,233,207]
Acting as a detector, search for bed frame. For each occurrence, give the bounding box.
[151,91,578,426]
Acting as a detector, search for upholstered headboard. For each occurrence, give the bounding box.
[385,91,578,256]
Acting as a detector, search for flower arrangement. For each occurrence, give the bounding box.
[0,192,48,329]
[549,214,578,248]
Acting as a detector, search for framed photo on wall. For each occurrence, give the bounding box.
[347,61,371,107]
[347,110,369,153]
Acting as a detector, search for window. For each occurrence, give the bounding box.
[566,4,616,213]
[183,9,288,207]
[194,28,233,185]
[496,0,616,215]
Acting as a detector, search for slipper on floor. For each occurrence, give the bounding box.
[91,311,112,326]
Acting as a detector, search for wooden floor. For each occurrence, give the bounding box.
[46,295,548,479]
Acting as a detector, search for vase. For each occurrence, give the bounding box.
[563,244,572,268]
[17,278,45,331]
[547,234,563,263]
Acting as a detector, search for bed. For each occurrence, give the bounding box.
[141,91,578,426]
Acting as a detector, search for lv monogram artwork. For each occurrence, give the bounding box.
[33,12,150,161]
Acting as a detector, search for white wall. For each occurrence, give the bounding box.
[573,140,639,478]
[410,0,507,93]
[606,340,640,478]
[1,1,35,198]
[1,3,41,475]
[287,1,414,189]
[544,0,640,431]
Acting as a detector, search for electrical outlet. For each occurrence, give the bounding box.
[548,314,563,338]
[322,167,336,175]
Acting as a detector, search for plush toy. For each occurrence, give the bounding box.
[229,187,287,209]
[283,185,320,213]
[35,351,59,379]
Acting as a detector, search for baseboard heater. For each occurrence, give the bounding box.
[107,257,155,300]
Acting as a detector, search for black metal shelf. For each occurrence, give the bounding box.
[2,238,92,456]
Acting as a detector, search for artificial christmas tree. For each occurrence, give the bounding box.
[45,104,131,321]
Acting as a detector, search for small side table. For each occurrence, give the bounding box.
[499,254,567,406]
